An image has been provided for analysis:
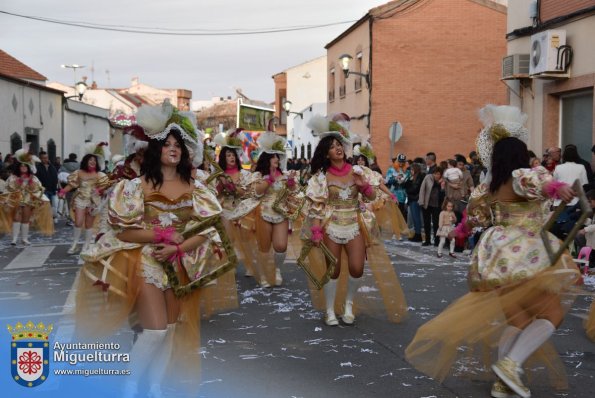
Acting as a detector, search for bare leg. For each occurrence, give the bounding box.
[342,235,366,324]
[20,206,32,244]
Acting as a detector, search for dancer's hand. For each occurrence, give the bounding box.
[153,244,178,262]
[170,231,184,244]
[558,185,576,203]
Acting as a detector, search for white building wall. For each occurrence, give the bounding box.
[285,56,327,149]
[64,99,111,160]
[290,103,326,160]
[0,78,63,157]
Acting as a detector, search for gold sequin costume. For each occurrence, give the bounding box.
[67,170,106,212]
[406,167,580,389]
[76,178,237,383]
[303,166,408,322]
[2,175,54,235]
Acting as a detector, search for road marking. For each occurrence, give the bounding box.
[5,246,55,270]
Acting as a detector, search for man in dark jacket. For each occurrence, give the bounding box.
[36,151,59,221]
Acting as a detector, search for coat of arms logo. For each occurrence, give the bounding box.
[7,321,53,387]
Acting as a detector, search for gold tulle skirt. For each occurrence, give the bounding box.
[304,230,408,323]
[405,253,580,390]
[586,300,595,341]
[3,200,54,236]
[75,248,206,387]
[374,200,408,239]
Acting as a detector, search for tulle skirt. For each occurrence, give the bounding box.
[405,252,580,389]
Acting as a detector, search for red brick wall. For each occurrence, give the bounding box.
[370,0,507,168]
[540,0,595,23]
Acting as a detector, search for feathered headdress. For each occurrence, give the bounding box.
[307,114,353,155]
[84,142,111,170]
[353,141,375,164]
[14,145,40,174]
[135,99,198,146]
[476,104,529,168]
[213,128,244,150]
[123,125,149,156]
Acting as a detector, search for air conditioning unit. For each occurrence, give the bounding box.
[529,29,566,76]
[502,54,530,79]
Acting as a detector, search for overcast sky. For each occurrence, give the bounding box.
[1,0,390,103]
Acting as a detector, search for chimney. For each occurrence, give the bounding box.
[131,77,139,86]
[91,81,98,89]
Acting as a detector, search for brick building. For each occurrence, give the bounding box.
[326,0,507,168]
[505,0,595,164]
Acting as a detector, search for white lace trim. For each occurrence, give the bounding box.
[262,212,286,224]
[326,223,360,244]
[139,262,169,291]
[149,123,198,145]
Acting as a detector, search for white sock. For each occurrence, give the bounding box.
[84,229,95,246]
[507,319,555,365]
[438,237,445,253]
[11,222,21,242]
[21,223,30,242]
[498,325,522,360]
[273,250,286,269]
[449,238,455,253]
[323,279,338,315]
[148,324,175,389]
[72,227,82,245]
[346,275,359,304]
[128,328,167,378]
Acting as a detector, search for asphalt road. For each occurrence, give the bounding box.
[1,222,593,397]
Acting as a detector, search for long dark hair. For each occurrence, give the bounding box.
[254,152,279,176]
[562,145,580,163]
[12,161,32,176]
[140,129,192,189]
[218,147,241,171]
[490,137,529,193]
[311,136,345,175]
[353,154,369,167]
[80,154,98,172]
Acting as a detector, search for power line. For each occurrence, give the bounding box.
[0,10,356,36]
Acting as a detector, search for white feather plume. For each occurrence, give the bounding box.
[257,131,282,152]
[307,114,330,136]
[136,104,172,135]
[213,132,227,146]
[353,145,361,156]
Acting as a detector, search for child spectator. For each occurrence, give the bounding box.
[436,199,457,258]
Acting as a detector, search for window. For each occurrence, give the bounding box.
[293,147,297,159]
[300,143,305,159]
[355,52,363,92]
[329,68,336,102]
[560,90,594,161]
[339,67,346,98]
[47,139,57,162]
[10,132,22,154]
[307,142,312,159]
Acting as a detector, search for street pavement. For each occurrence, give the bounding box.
[0,221,594,397]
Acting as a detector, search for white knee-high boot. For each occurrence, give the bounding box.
[273,251,286,286]
[21,223,30,245]
[123,328,167,398]
[323,278,338,326]
[11,222,21,245]
[147,324,176,398]
[82,228,95,252]
[343,276,359,325]
[68,227,82,254]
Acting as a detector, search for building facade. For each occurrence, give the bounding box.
[326,0,507,168]
[505,0,595,163]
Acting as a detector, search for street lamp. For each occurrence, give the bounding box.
[282,100,303,119]
[62,64,87,100]
[339,54,370,88]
